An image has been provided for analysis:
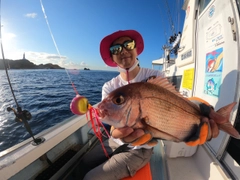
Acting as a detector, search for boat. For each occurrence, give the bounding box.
[1,0,240,179]
[151,0,240,179]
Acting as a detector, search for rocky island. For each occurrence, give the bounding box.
[0,59,64,70]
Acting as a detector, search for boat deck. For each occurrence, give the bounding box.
[2,114,236,180]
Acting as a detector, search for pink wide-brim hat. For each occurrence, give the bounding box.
[100,30,144,67]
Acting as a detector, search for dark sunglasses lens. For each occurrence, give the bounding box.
[110,45,122,55]
[124,40,135,50]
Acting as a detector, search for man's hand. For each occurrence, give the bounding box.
[111,126,158,146]
[209,118,219,138]
[111,126,144,142]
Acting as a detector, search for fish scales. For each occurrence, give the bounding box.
[140,96,201,140]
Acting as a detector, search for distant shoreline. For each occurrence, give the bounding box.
[0,59,64,70]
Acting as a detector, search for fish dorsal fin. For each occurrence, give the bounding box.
[148,76,181,97]
[147,76,199,110]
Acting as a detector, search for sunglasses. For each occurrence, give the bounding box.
[110,40,136,55]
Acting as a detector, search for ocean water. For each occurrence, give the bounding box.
[0,69,118,152]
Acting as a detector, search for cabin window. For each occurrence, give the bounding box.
[199,0,212,14]
[167,75,182,92]
[236,0,240,15]
[226,107,240,165]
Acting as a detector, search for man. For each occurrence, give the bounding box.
[78,30,164,180]
[100,30,165,144]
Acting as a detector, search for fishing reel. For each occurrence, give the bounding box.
[7,106,45,146]
[7,106,32,122]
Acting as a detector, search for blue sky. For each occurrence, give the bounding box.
[1,0,185,71]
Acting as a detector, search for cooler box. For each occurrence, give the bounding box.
[163,141,198,158]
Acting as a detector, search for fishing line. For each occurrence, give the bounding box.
[39,0,79,95]
[40,0,110,156]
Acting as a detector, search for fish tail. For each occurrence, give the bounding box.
[211,102,240,139]
[216,102,237,120]
[218,122,240,139]
[209,102,236,124]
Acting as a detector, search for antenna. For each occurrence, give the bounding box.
[163,0,176,35]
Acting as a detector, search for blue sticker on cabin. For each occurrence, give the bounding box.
[204,47,223,97]
[209,5,215,18]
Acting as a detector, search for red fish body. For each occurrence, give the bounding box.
[98,76,240,145]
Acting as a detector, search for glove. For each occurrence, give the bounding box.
[185,97,219,146]
[110,126,158,147]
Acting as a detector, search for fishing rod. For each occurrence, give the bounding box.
[0,0,45,146]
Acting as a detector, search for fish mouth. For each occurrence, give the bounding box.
[96,108,104,119]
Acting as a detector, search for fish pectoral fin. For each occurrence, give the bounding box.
[185,121,209,146]
[130,133,153,146]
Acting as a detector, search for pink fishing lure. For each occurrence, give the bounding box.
[70,95,110,157]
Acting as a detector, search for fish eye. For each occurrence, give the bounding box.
[113,95,125,105]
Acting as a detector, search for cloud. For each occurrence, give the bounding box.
[26,51,67,65]
[24,52,85,69]
[1,32,18,55]
[80,61,86,66]
[64,61,79,69]
[62,60,88,69]
[3,49,80,69]
[25,13,37,18]
[3,32,16,39]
